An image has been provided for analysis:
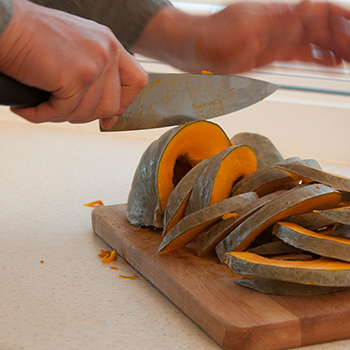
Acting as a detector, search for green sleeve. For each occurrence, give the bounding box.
[0,0,13,35]
[30,0,172,50]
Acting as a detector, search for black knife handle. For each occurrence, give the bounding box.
[0,73,51,107]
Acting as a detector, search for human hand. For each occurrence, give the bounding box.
[0,0,148,127]
[192,1,350,73]
[133,1,350,74]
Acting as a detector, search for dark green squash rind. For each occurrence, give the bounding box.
[316,207,350,226]
[275,162,350,192]
[230,132,283,169]
[284,212,335,231]
[235,278,348,295]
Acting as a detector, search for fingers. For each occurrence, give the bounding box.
[116,49,149,116]
[11,45,148,125]
[295,1,350,62]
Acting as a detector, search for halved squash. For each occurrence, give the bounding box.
[274,222,350,262]
[186,144,257,215]
[158,192,258,254]
[230,132,283,169]
[225,251,350,287]
[126,121,231,227]
[215,184,342,263]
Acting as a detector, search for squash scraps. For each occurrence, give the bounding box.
[222,212,239,220]
[84,200,104,207]
[101,250,117,263]
[119,275,139,280]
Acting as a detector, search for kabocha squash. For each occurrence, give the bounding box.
[186,145,257,215]
[247,240,302,256]
[330,223,350,239]
[215,184,342,263]
[284,212,335,231]
[275,161,350,192]
[235,278,348,296]
[315,206,350,225]
[225,251,350,287]
[126,120,231,228]
[158,192,258,254]
[163,158,212,236]
[230,164,297,197]
[274,222,350,263]
[230,157,321,197]
[230,132,283,169]
[196,191,284,256]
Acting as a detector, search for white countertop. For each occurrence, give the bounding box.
[2,105,350,350]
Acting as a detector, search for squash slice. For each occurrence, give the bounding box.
[162,158,212,236]
[158,192,258,254]
[275,161,350,192]
[196,191,284,256]
[231,166,297,197]
[315,206,350,225]
[126,120,231,227]
[274,222,350,262]
[231,157,321,197]
[186,144,257,215]
[284,212,335,231]
[225,251,350,287]
[215,184,342,263]
[247,240,302,256]
[235,278,348,295]
[230,132,283,169]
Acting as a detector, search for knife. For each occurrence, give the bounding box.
[0,72,278,131]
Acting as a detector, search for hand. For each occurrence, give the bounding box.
[132,1,350,74]
[0,0,148,127]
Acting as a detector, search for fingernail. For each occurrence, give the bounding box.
[102,116,119,130]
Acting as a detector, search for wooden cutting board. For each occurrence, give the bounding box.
[92,204,350,350]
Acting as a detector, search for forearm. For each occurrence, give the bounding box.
[29,0,171,51]
[0,0,13,35]
[130,5,204,73]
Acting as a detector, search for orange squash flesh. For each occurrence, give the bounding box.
[158,122,231,211]
[210,146,257,205]
[186,145,257,215]
[274,222,350,262]
[228,252,350,270]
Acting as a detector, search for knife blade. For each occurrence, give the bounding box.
[0,72,278,131]
[102,73,278,131]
